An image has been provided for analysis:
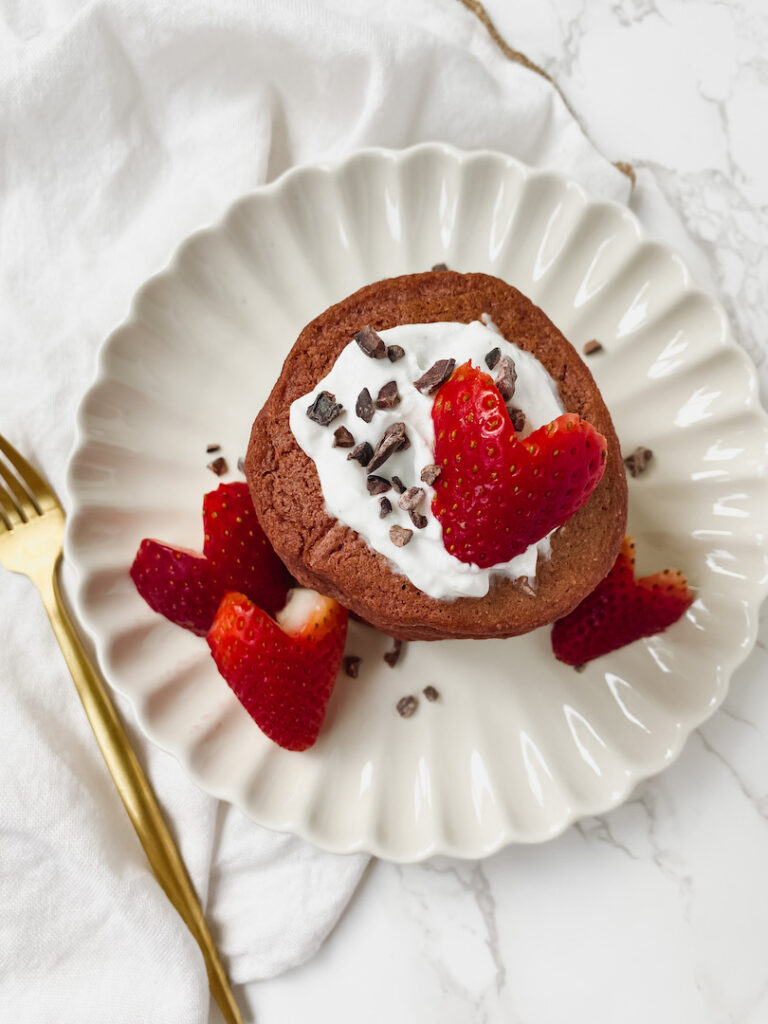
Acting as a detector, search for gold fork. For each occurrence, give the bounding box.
[0,433,243,1024]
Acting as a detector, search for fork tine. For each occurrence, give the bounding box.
[0,434,59,512]
[0,459,36,520]
[0,480,23,528]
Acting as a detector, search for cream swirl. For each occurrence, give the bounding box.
[289,320,565,600]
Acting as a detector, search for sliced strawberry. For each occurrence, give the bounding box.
[207,589,348,751]
[131,482,291,635]
[203,482,290,616]
[130,540,221,636]
[432,362,607,568]
[551,536,693,666]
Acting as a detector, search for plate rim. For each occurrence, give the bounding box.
[64,141,768,861]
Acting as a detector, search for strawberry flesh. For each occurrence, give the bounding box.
[431,362,607,568]
[130,540,221,636]
[207,589,348,751]
[551,536,693,666]
[203,482,291,616]
[131,482,290,635]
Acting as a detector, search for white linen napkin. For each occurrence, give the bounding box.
[0,1,630,1021]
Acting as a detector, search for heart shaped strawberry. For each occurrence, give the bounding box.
[207,588,348,751]
[203,481,291,615]
[130,540,224,636]
[551,536,693,665]
[431,362,607,567]
[131,482,291,635]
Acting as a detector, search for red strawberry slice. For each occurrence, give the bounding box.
[551,536,693,666]
[203,482,291,616]
[207,589,348,751]
[130,540,222,636]
[431,362,607,568]
[131,482,291,635]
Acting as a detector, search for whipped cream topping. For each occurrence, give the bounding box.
[289,320,565,600]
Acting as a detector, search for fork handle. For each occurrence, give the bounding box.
[38,561,243,1024]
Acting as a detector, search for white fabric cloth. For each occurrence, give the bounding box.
[0,1,630,1021]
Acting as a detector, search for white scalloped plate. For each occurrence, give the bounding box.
[65,144,768,861]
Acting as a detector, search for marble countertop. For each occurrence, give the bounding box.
[251,2,768,1022]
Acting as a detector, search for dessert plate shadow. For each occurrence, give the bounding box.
[65,144,768,862]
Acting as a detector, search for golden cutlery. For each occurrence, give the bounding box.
[0,433,242,1024]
